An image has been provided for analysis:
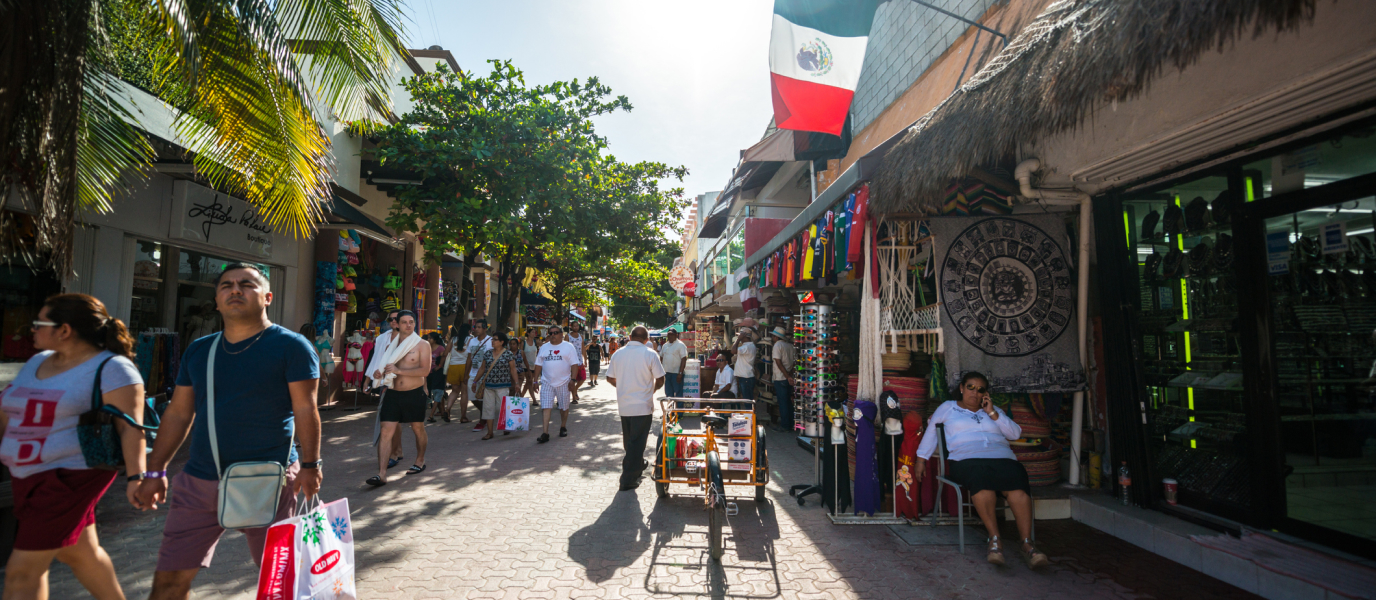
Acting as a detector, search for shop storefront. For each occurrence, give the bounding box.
[1096,119,1376,557]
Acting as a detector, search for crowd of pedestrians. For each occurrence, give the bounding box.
[0,262,748,598]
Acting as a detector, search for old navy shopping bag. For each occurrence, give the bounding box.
[497,396,531,431]
[256,497,356,600]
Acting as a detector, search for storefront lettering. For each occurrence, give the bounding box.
[187,195,274,243]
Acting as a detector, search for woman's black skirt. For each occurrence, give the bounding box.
[946,458,1030,494]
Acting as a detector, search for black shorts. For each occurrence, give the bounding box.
[379,386,429,423]
[946,458,1030,495]
[588,361,601,375]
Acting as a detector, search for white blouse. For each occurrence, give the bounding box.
[915,400,1022,462]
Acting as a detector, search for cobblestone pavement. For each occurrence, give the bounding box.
[46,382,1260,599]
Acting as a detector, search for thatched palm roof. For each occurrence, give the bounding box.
[870,0,1318,215]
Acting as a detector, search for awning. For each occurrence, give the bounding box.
[568,309,587,321]
[325,191,397,245]
[661,322,685,333]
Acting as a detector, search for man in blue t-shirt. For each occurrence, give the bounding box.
[135,264,321,598]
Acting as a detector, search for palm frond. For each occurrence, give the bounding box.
[277,0,409,124]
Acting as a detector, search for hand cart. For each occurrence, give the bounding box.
[652,397,769,561]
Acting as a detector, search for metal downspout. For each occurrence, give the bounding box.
[1014,158,1092,487]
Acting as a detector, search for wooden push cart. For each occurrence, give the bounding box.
[652,397,769,561]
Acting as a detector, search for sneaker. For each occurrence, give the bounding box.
[472,422,485,432]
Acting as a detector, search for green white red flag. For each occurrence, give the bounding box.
[769,0,885,136]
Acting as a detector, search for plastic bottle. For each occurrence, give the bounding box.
[1118,461,1132,506]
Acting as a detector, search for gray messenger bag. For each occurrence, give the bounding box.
[207,333,290,530]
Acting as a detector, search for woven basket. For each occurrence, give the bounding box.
[1013,442,1061,463]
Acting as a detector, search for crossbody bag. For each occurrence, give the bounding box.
[207,333,291,529]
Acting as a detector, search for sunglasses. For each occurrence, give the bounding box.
[964,384,989,394]
[31,320,58,329]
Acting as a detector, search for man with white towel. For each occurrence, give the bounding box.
[366,311,430,486]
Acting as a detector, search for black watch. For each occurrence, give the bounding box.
[300,460,323,469]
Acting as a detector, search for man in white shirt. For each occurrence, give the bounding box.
[710,361,736,398]
[732,330,758,405]
[769,326,797,433]
[606,327,665,491]
[658,330,688,398]
[463,320,492,430]
[533,325,581,444]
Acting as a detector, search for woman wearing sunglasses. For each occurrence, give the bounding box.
[0,294,146,599]
[912,371,1049,569]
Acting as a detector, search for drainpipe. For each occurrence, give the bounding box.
[1014,158,1092,487]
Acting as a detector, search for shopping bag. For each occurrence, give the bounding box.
[497,396,530,431]
[256,497,356,600]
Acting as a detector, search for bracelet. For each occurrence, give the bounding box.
[142,470,167,479]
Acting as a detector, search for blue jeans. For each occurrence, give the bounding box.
[735,376,756,410]
[664,372,682,398]
[774,379,793,429]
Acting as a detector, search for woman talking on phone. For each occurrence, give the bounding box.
[912,371,1049,569]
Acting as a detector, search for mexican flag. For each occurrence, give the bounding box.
[769,0,885,136]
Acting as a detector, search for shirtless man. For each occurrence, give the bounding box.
[367,311,431,486]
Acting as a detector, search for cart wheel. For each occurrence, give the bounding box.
[754,426,768,503]
[797,496,806,506]
[707,451,725,561]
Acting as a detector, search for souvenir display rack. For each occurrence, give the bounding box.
[796,304,838,438]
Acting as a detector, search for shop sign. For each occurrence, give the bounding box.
[1320,222,1348,255]
[170,181,273,259]
[669,264,694,292]
[1265,231,1290,274]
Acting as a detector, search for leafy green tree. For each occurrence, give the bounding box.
[607,250,679,328]
[0,0,407,273]
[372,61,687,330]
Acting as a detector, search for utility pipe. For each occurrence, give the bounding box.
[1014,158,1092,487]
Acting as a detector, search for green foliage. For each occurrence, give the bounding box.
[607,250,678,328]
[1,0,408,274]
[373,60,689,318]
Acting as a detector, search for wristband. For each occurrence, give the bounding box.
[142,470,167,479]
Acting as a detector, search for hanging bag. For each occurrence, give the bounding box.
[207,333,291,530]
[77,356,159,469]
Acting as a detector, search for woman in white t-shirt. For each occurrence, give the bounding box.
[0,294,147,599]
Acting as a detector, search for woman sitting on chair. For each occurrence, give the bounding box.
[913,371,1049,568]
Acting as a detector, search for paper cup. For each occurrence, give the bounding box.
[1163,478,1178,505]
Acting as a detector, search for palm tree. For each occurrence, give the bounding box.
[0,0,409,274]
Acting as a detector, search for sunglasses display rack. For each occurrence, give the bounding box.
[796,304,839,438]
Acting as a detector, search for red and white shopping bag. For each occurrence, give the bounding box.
[256,497,355,600]
[496,396,530,431]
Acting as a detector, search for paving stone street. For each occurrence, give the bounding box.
[46,383,1260,599]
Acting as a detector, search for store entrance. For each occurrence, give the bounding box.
[1257,196,1376,545]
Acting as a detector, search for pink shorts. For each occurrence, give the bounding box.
[156,464,298,571]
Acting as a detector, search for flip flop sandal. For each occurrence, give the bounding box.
[537,433,550,444]
[366,476,386,487]
[481,433,494,440]
[406,464,426,475]
[458,417,471,424]
[559,427,568,437]
[387,457,402,469]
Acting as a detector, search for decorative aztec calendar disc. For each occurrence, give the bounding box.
[940,217,1075,357]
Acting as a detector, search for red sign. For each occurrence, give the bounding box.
[310,549,341,575]
[511,409,524,415]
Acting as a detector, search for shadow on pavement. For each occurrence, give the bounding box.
[568,491,650,583]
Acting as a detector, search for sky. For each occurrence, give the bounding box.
[402,0,776,216]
